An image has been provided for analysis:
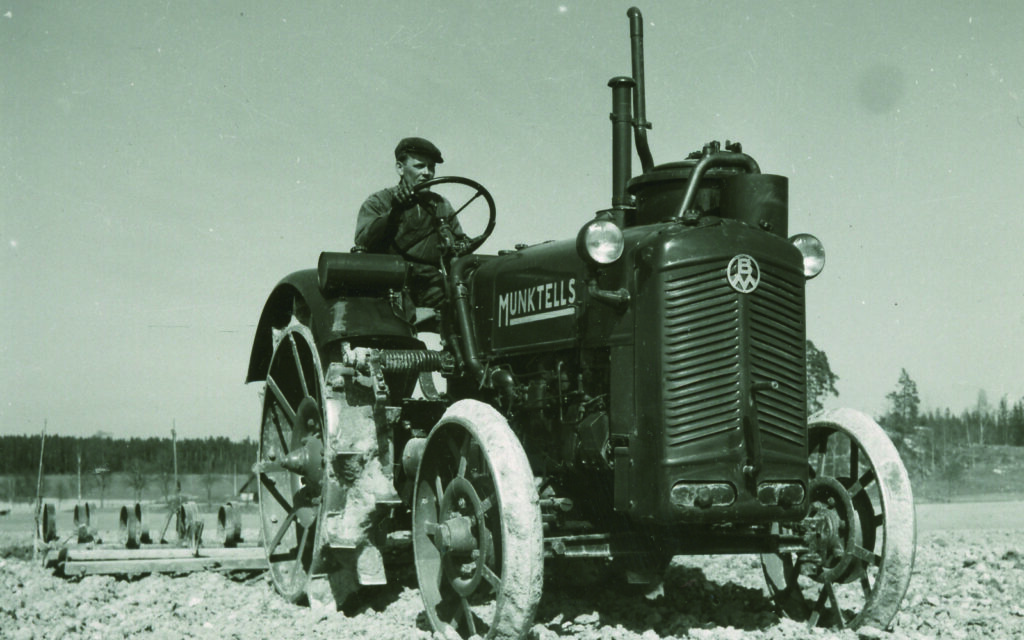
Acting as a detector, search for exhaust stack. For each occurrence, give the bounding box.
[627,7,654,173]
[610,7,655,210]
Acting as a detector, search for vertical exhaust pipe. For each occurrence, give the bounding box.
[627,7,654,173]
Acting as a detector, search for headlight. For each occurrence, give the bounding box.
[790,233,825,279]
[576,219,624,265]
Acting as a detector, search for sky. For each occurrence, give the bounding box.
[2,1,1023,440]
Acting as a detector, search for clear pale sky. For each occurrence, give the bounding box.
[2,1,1023,440]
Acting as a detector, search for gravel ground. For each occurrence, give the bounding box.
[3,521,1023,640]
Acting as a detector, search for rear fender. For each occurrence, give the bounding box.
[246,262,419,383]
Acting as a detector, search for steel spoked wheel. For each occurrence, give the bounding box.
[258,324,328,604]
[413,400,543,640]
[762,408,916,630]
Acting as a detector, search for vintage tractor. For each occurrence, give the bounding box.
[246,7,915,638]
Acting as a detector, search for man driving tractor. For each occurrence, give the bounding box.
[353,137,467,308]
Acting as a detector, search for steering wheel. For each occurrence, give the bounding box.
[391,176,496,264]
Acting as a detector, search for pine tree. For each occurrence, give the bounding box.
[806,340,840,414]
[884,368,920,437]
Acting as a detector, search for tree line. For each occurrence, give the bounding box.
[876,368,1024,484]
[0,433,257,478]
[805,342,1024,450]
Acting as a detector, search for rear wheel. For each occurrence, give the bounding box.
[258,324,331,604]
[413,400,543,640]
[762,408,916,629]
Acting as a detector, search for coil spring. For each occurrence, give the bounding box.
[379,349,446,373]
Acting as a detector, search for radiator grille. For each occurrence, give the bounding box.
[661,257,805,453]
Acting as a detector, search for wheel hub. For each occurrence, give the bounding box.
[438,516,477,554]
[800,476,861,583]
[439,477,490,596]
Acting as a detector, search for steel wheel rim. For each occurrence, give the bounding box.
[257,324,327,603]
[412,400,543,640]
[762,408,916,630]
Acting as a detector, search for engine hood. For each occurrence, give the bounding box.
[468,239,588,355]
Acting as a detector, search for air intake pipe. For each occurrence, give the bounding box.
[609,76,634,208]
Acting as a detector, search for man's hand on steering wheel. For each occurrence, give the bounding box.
[392,181,416,209]
[391,176,497,264]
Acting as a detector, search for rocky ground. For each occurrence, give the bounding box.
[2,522,1023,640]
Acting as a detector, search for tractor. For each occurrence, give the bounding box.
[246,7,915,638]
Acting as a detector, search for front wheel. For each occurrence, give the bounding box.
[412,400,543,640]
[762,408,916,630]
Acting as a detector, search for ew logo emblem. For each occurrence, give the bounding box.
[727,255,760,293]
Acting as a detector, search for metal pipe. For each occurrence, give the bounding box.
[450,257,485,383]
[608,76,634,208]
[627,7,654,173]
[674,151,762,221]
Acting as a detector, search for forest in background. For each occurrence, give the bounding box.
[807,342,1024,497]
[0,434,256,503]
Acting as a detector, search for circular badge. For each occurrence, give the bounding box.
[727,254,760,293]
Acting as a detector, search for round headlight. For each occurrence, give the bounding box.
[790,233,825,279]
[577,218,625,265]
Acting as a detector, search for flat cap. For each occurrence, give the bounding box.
[394,137,443,164]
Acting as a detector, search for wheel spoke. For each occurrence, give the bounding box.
[435,476,445,504]
[447,432,463,462]
[460,597,477,636]
[482,563,502,591]
[289,337,310,399]
[268,549,301,564]
[267,510,297,555]
[479,494,494,515]
[291,523,313,589]
[808,579,842,628]
[824,580,846,629]
[850,444,860,478]
[813,432,830,477]
[849,543,881,567]
[807,586,826,627]
[269,409,289,455]
[259,473,294,513]
[266,375,297,432]
[861,574,874,598]
[846,467,876,498]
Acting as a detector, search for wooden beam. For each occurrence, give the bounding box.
[60,546,267,576]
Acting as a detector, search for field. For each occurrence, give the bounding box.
[2,453,1024,640]
[2,495,1023,640]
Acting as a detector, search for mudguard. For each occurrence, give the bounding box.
[246,259,420,383]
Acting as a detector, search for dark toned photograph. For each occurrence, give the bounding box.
[3,2,1023,639]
